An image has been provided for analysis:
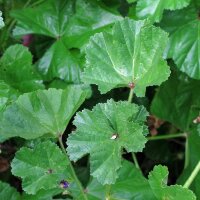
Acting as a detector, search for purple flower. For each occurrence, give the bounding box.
[60,180,69,189]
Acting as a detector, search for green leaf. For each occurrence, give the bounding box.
[22,188,62,200]
[127,0,137,3]
[136,0,190,22]
[86,160,155,199]
[163,6,200,79]
[178,130,200,197]
[11,141,70,194]
[151,70,200,131]
[148,165,196,199]
[37,39,81,83]
[0,11,4,29]
[0,44,44,92]
[67,99,148,184]
[0,87,86,139]
[0,80,19,112]
[0,181,20,200]
[82,18,170,97]
[12,0,121,48]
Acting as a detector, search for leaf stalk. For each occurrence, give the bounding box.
[128,88,141,171]
[183,161,200,189]
[58,135,88,200]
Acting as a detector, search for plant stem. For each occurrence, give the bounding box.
[147,133,186,141]
[105,185,111,200]
[184,135,189,169]
[131,153,140,169]
[127,88,141,171]
[58,135,88,200]
[128,88,134,103]
[183,161,200,188]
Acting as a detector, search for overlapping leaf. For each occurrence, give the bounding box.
[11,141,70,194]
[12,0,121,48]
[37,39,81,83]
[151,70,200,131]
[67,99,148,184]
[0,87,86,139]
[0,181,20,200]
[86,160,155,199]
[148,165,196,199]
[0,44,44,92]
[0,81,19,112]
[82,18,170,97]
[136,0,190,22]
[162,6,200,79]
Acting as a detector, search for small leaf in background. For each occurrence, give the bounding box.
[37,39,81,84]
[0,87,86,140]
[0,11,4,29]
[0,181,20,200]
[148,165,196,199]
[83,18,170,97]
[86,160,155,199]
[151,70,200,131]
[136,0,190,22]
[11,0,121,48]
[67,99,148,184]
[11,141,70,194]
[162,6,200,80]
[0,44,44,92]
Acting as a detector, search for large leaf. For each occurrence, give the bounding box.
[0,87,86,140]
[148,165,196,199]
[82,18,170,97]
[0,11,4,29]
[12,0,121,48]
[37,39,81,83]
[86,160,155,200]
[11,141,70,194]
[162,6,200,79]
[67,99,148,184]
[0,181,20,200]
[0,44,44,92]
[136,0,190,22]
[151,70,200,131]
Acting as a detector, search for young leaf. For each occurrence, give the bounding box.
[82,18,170,97]
[148,165,196,199]
[163,6,200,79]
[12,0,121,47]
[0,87,86,139]
[11,141,70,194]
[0,11,4,29]
[0,44,44,92]
[0,181,20,200]
[67,99,148,184]
[136,0,190,22]
[37,39,81,84]
[86,160,155,199]
[151,70,200,131]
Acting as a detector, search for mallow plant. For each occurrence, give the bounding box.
[0,0,200,199]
